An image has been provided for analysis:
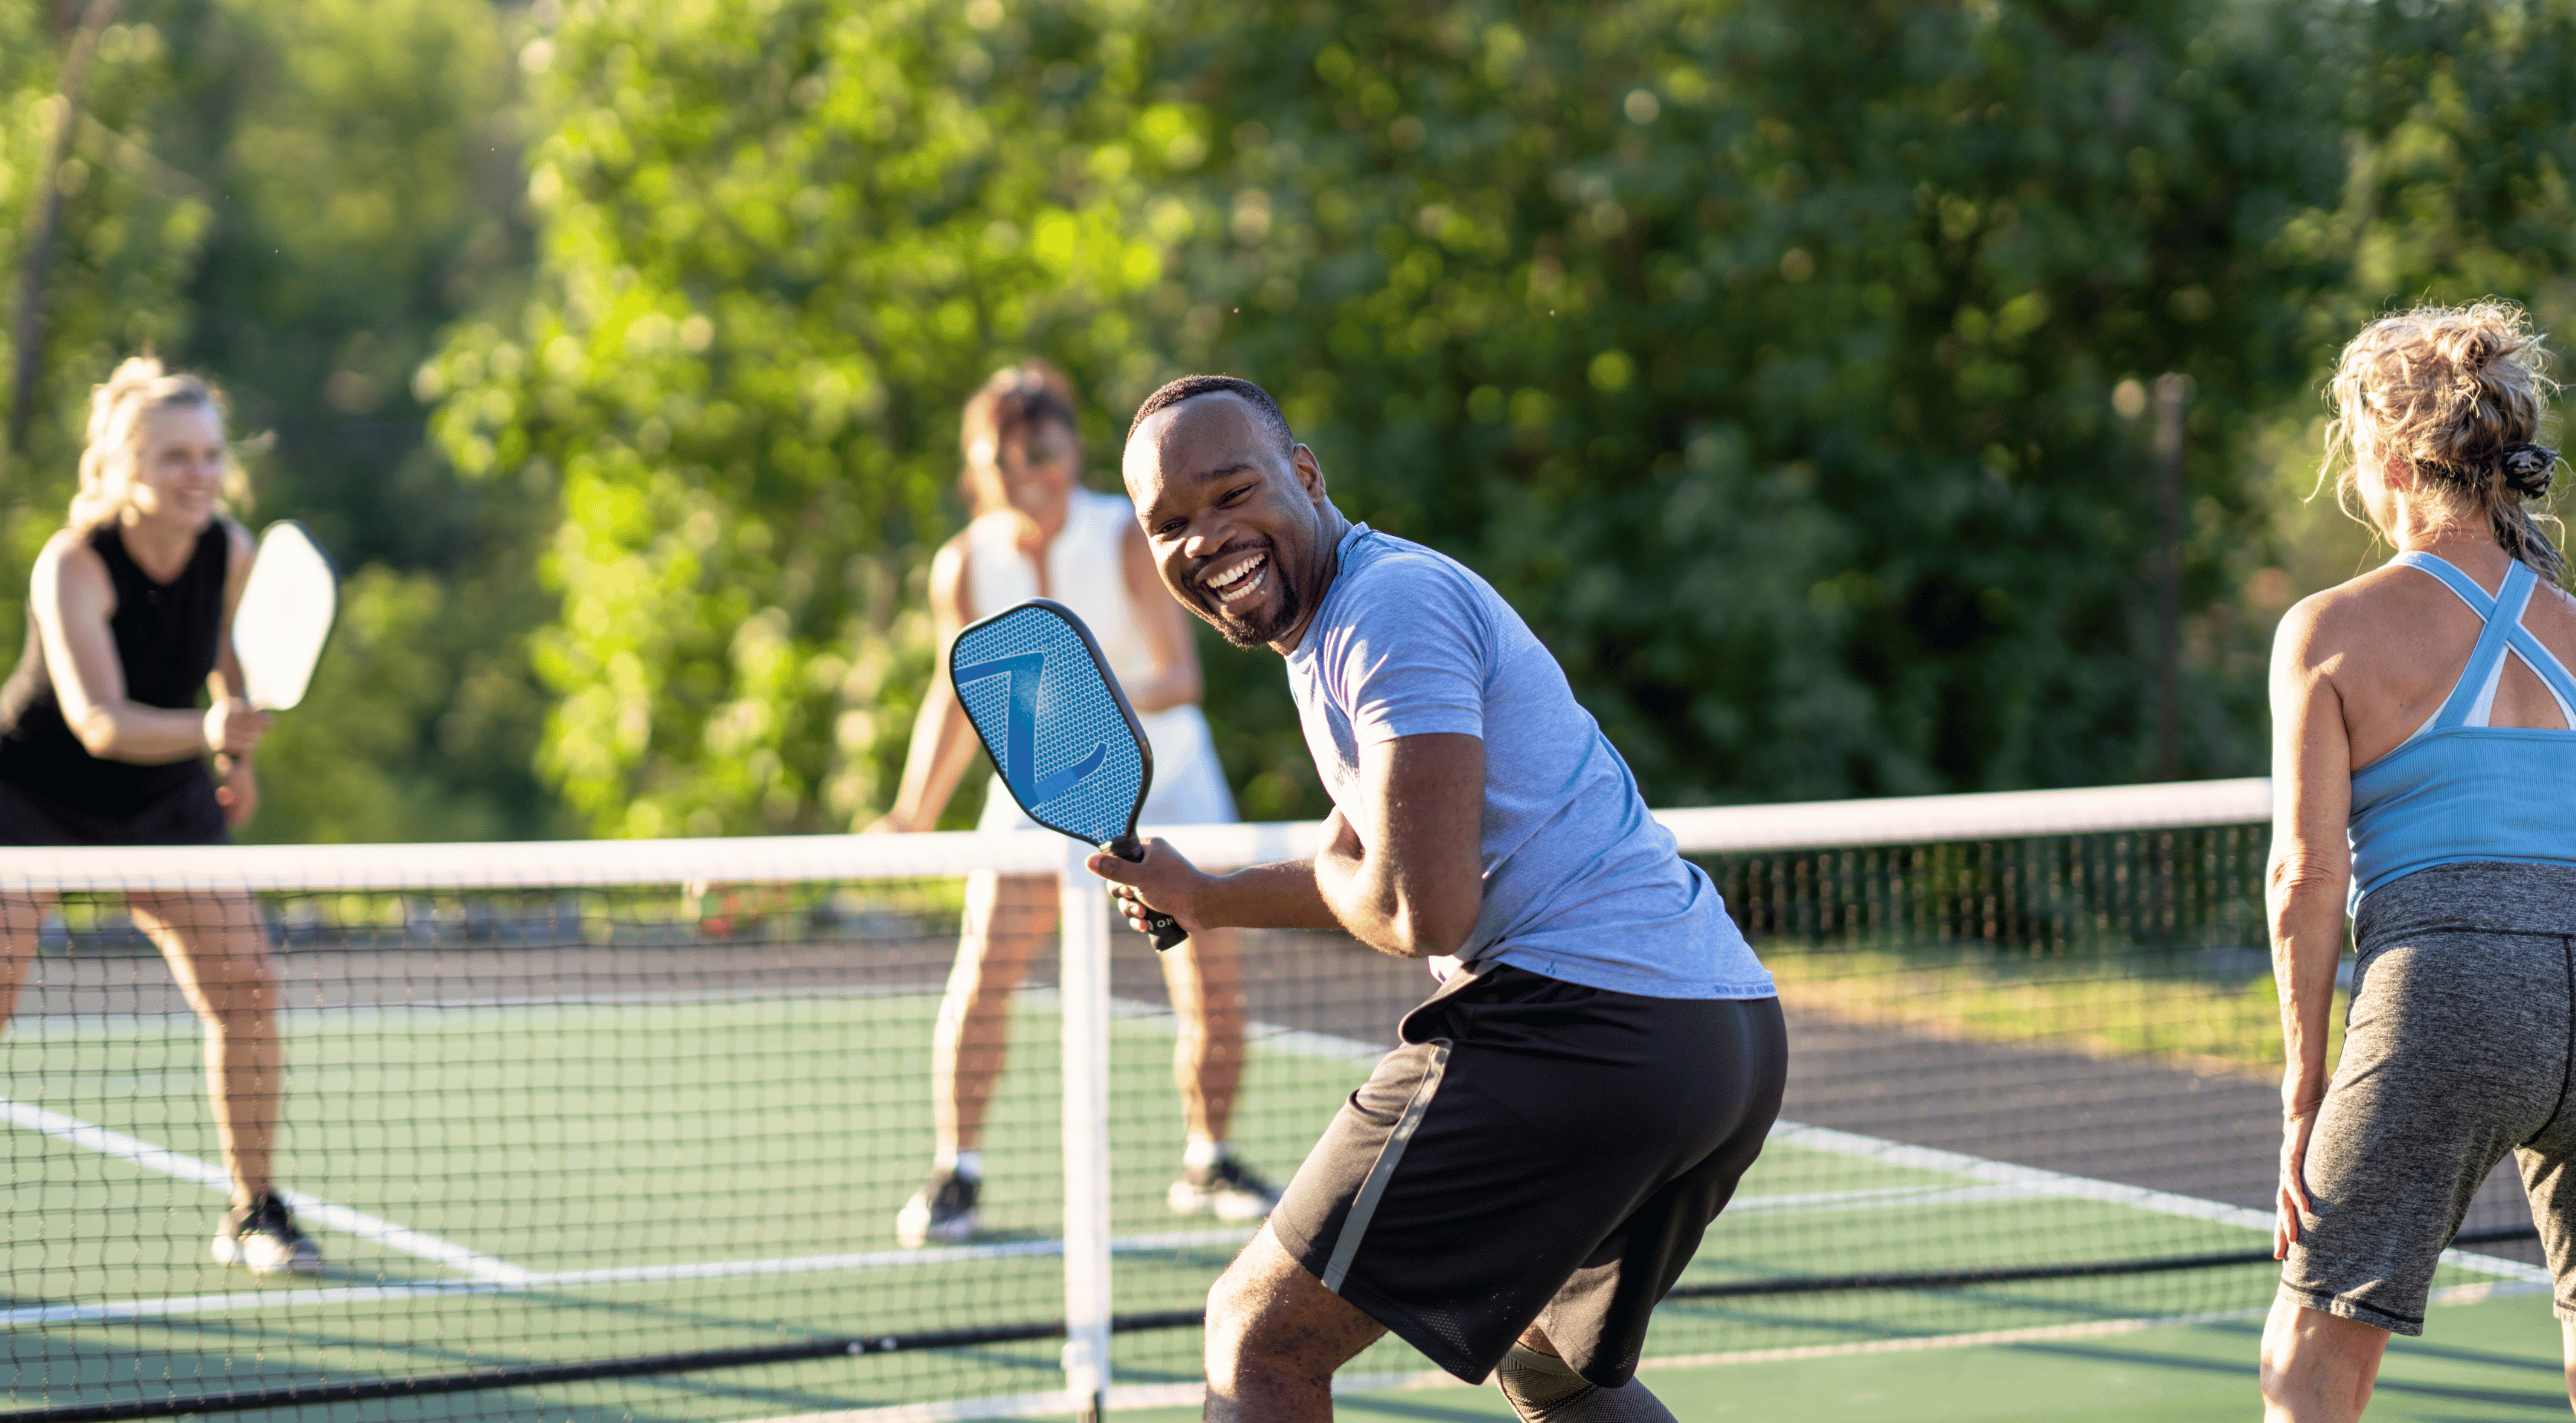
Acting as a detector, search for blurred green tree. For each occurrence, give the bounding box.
[2256,4,2576,603]
[442,0,2576,837]
[429,0,1185,837]
[1152,0,2359,805]
[452,0,2367,834]
[165,0,560,842]
[0,0,558,843]
[2,4,210,572]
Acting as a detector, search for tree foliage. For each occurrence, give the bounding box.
[1151,0,2364,803]
[0,0,553,843]
[7,0,2552,844]
[430,0,1194,836]
[442,0,2441,836]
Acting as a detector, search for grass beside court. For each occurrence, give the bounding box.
[1761,945,2348,1077]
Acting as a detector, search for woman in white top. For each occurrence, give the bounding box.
[873,361,1276,1245]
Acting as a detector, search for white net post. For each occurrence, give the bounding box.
[1058,835,1113,1422]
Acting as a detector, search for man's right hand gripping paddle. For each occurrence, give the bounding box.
[948,597,1188,950]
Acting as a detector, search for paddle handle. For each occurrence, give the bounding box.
[1104,835,1188,951]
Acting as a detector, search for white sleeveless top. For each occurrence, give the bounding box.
[962,488,1235,829]
[965,489,1159,684]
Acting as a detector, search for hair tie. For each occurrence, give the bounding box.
[2501,443,2559,498]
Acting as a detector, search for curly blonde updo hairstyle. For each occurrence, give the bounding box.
[2325,300,2565,582]
[957,359,1078,518]
[67,355,234,536]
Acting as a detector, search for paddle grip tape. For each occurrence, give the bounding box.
[1105,834,1188,951]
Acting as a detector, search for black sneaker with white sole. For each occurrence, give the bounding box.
[1167,1153,1281,1222]
[211,1193,323,1275]
[894,1169,979,1247]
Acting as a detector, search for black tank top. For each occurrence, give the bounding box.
[0,522,227,818]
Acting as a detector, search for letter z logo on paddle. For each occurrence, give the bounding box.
[947,597,1180,946]
[951,650,1107,809]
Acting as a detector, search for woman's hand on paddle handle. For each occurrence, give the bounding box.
[1089,836,1213,939]
[215,755,259,828]
[202,696,270,758]
[2275,1103,2319,1260]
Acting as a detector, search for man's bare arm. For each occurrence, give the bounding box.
[1309,734,1481,956]
[1089,734,1485,958]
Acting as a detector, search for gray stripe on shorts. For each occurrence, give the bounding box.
[1321,1039,1453,1294]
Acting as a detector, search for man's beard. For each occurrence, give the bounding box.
[1207,566,1301,649]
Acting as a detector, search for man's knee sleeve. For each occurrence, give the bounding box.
[1495,1346,1678,1423]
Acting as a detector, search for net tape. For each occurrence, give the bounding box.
[0,778,2272,891]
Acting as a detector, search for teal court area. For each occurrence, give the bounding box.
[1108,1292,2572,1422]
[3,950,2554,1422]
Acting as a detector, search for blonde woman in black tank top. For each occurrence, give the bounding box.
[0,358,319,1274]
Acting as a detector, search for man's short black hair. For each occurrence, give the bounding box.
[1126,375,1295,456]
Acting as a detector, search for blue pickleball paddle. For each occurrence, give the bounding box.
[950,597,1187,950]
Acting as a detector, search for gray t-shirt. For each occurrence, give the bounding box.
[1284,525,1773,999]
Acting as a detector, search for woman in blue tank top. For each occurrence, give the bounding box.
[0,358,319,1276]
[2264,304,2576,1419]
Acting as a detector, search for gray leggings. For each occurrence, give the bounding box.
[2280,861,2576,1335]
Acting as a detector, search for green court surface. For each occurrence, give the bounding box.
[1106,1293,2571,1421]
[2,986,2551,1421]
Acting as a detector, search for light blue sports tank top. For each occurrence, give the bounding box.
[2347,551,2576,903]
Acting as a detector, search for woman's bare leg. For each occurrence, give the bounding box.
[2561,1317,2576,1415]
[1158,927,1247,1143]
[126,891,278,1207]
[0,890,55,1029]
[933,872,1057,1156]
[2260,1295,2389,1422]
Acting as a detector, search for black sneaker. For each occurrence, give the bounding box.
[1167,1153,1280,1222]
[211,1193,322,1275]
[894,1169,979,1246]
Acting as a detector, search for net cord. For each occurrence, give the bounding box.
[0,777,2274,891]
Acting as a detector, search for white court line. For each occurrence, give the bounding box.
[5,980,958,1040]
[0,1227,1257,1327]
[1727,1182,2056,1215]
[1217,1014,2551,1286]
[15,1007,2542,1333]
[1,1095,529,1284]
[734,1278,2558,1422]
[21,1104,2535,1329]
[752,1389,1085,1423]
[1767,1120,2551,1286]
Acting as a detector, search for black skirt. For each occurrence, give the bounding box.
[0,767,227,847]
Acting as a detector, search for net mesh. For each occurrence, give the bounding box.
[1,782,2546,1421]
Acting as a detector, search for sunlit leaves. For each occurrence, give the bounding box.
[435,0,1181,836]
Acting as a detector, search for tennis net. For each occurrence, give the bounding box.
[0,779,2547,1421]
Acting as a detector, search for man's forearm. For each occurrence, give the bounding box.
[1198,859,1345,932]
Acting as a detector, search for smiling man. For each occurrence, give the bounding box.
[1093,375,1787,1423]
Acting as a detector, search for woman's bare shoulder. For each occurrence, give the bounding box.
[2274,565,2414,659]
[927,532,973,620]
[2306,561,2424,620]
[24,529,113,624]
[2284,562,2477,683]
[31,527,106,583]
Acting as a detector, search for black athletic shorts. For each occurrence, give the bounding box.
[0,771,226,847]
[1268,960,1787,1388]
